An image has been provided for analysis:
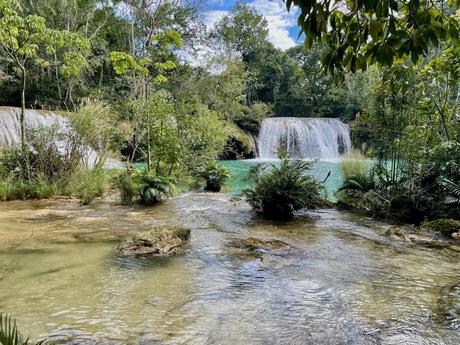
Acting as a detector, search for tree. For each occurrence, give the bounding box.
[286,0,460,78]
[0,0,89,144]
[215,1,269,59]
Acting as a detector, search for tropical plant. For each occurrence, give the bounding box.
[196,161,231,192]
[137,169,175,206]
[439,178,460,206]
[243,157,323,220]
[0,313,44,345]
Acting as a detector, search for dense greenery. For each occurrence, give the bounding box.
[0,0,458,227]
[243,156,323,220]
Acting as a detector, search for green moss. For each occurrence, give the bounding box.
[422,219,460,237]
[175,227,191,241]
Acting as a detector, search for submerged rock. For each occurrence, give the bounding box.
[421,219,460,238]
[117,226,190,256]
[384,225,451,247]
[229,237,291,252]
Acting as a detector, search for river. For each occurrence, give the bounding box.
[0,187,459,344]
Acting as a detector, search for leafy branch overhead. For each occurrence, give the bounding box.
[110,29,183,82]
[285,0,460,78]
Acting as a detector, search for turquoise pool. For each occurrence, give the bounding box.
[220,159,344,200]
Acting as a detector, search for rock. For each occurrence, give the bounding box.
[452,232,460,240]
[388,195,424,224]
[384,225,449,247]
[421,219,460,237]
[237,237,290,251]
[117,226,190,256]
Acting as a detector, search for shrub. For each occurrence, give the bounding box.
[243,157,323,220]
[340,149,372,179]
[138,170,175,206]
[66,160,108,205]
[116,170,137,205]
[28,174,57,199]
[196,161,231,192]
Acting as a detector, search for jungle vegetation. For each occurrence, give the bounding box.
[0,0,458,224]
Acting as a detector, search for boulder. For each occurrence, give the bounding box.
[421,219,460,237]
[117,226,190,256]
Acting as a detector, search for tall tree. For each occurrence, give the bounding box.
[0,0,89,143]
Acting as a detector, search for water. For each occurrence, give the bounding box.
[258,117,351,159]
[0,193,459,344]
[0,106,99,165]
[221,159,344,200]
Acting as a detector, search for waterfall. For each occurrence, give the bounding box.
[258,117,351,159]
[0,106,99,166]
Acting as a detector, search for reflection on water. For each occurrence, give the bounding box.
[0,193,459,344]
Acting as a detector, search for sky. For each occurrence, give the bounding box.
[203,0,301,50]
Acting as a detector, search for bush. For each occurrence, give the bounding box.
[66,160,108,205]
[115,170,138,205]
[243,157,323,220]
[196,161,231,192]
[28,174,57,199]
[340,149,372,179]
[138,170,175,206]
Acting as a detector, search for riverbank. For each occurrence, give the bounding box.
[0,192,459,344]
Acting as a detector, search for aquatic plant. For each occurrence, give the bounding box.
[0,313,44,345]
[196,161,231,192]
[243,156,322,220]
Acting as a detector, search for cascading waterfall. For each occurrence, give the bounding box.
[0,106,99,165]
[258,117,351,159]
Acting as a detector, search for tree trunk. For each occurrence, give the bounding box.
[20,65,26,145]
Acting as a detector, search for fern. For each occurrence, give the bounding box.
[439,178,460,205]
[0,314,44,345]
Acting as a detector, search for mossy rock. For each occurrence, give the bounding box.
[117,226,191,256]
[421,219,460,237]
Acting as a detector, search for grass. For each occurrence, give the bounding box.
[340,149,372,179]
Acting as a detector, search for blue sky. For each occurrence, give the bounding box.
[202,0,302,50]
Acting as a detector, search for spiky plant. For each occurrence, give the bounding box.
[196,161,231,192]
[139,175,175,206]
[0,314,44,345]
[243,157,323,220]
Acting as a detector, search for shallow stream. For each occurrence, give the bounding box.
[0,190,459,344]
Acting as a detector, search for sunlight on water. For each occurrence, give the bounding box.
[0,194,459,344]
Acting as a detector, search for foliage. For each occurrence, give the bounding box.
[243,157,323,220]
[115,170,137,206]
[137,169,175,206]
[66,159,108,205]
[0,313,44,345]
[196,161,231,192]
[286,0,459,78]
[340,150,372,179]
[0,0,89,142]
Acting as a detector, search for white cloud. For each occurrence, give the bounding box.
[250,0,299,50]
[202,10,229,28]
[202,1,299,51]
